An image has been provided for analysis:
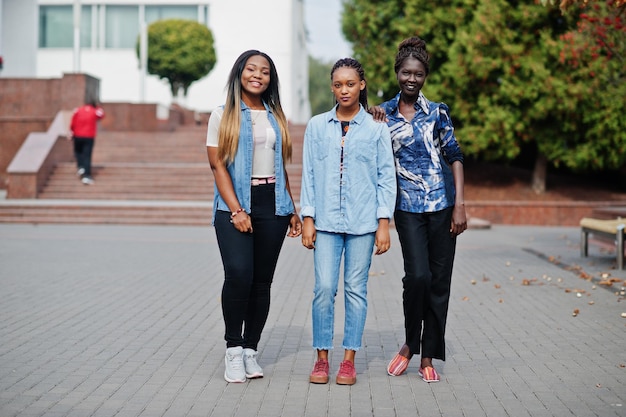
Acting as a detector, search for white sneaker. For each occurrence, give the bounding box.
[224,346,246,383]
[76,168,85,177]
[243,348,263,379]
[81,177,95,185]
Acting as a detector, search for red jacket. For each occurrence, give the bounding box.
[70,105,105,138]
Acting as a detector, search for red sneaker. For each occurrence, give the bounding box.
[309,359,329,384]
[336,360,357,385]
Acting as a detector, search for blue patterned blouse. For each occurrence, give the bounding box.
[379,91,464,213]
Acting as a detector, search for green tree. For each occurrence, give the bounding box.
[308,56,336,115]
[137,19,216,98]
[548,1,626,173]
[442,0,576,193]
[342,0,626,193]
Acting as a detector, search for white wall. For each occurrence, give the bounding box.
[190,0,309,121]
[30,0,310,123]
[0,0,38,77]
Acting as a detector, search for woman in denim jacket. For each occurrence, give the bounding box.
[301,58,396,385]
[371,37,468,383]
[206,50,302,383]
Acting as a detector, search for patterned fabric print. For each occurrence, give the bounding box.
[340,121,349,180]
[380,92,463,214]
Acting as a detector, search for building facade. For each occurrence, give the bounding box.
[0,0,311,123]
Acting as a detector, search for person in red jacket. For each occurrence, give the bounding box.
[70,100,105,185]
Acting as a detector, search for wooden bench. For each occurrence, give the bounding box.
[580,217,625,270]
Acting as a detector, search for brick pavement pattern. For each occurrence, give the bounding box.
[0,224,624,417]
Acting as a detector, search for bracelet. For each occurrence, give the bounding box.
[231,208,245,218]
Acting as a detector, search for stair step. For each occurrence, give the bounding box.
[3,124,307,225]
[0,201,213,225]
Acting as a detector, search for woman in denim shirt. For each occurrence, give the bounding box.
[301,58,396,385]
[371,37,468,383]
[207,50,302,383]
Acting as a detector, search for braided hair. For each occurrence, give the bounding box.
[394,37,430,76]
[330,58,369,110]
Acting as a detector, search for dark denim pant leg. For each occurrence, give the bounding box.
[214,184,290,349]
[394,207,456,360]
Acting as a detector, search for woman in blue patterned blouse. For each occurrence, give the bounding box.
[371,37,468,383]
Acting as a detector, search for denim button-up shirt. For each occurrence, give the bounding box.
[210,102,295,223]
[380,92,464,213]
[300,105,396,235]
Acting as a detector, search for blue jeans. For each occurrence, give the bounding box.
[312,231,375,351]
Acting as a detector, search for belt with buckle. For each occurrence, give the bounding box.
[251,176,276,186]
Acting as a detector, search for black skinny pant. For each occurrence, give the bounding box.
[394,207,456,361]
[214,184,291,349]
[73,137,95,177]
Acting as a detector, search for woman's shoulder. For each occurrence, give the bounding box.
[307,110,334,127]
[358,109,386,129]
[421,94,449,113]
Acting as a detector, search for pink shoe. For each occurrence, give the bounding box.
[418,366,440,383]
[309,359,329,384]
[387,353,410,376]
[336,360,357,385]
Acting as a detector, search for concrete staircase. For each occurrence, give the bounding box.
[0,124,305,225]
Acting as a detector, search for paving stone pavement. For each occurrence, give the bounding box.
[0,223,624,417]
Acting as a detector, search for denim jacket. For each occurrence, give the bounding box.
[380,92,464,213]
[212,101,295,223]
[300,105,396,235]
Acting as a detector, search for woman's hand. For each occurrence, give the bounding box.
[287,213,302,237]
[374,218,391,255]
[450,205,467,236]
[301,217,316,249]
[368,106,388,123]
[231,210,253,233]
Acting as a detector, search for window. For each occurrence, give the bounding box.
[105,5,139,49]
[39,4,204,50]
[39,5,92,48]
[145,5,197,24]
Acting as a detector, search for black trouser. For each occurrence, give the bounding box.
[214,184,291,349]
[73,137,95,177]
[394,207,456,361]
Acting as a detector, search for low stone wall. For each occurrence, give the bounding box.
[466,200,622,226]
[6,111,73,198]
[0,73,98,189]
[100,102,174,132]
